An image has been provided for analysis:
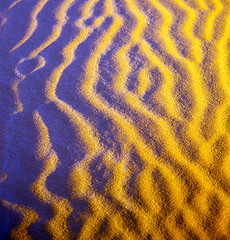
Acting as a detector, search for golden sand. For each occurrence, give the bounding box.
[1,0,230,238]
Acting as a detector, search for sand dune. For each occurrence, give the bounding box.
[1,0,230,239]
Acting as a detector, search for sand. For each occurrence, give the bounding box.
[1,0,230,239]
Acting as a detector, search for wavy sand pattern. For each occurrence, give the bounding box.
[1,0,230,239]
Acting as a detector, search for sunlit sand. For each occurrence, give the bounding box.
[1,0,230,239]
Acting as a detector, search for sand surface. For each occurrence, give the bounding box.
[1,0,230,239]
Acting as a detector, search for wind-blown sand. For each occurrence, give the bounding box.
[1,0,230,239]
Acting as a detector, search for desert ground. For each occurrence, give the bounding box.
[1,0,230,239]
